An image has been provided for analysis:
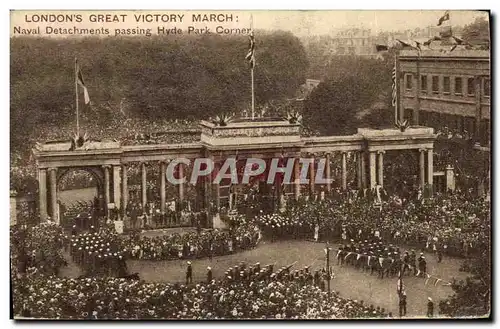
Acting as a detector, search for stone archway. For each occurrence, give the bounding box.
[383,150,419,197]
[56,167,105,228]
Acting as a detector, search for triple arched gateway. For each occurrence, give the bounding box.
[33,119,436,226]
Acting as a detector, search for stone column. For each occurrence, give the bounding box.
[341,152,347,190]
[160,161,166,214]
[294,157,301,200]
[445,165,455,192]
[204,167,211,213]
[356,152,363,189]
[377,151,385,187]
[178,162,185,203]
[112,166,121,210]
[309,154,315,195]
[103,165,110,216]
[487,161,491,199]
[38,168,48,222]
[369,151,377,189]
[360,152,367,189]
[48,168,58,224]
[419,149,426,189]
[214,161,220,211]
[141,162,147,208]
[121,164,128,216]
[427,148,434,195]
[325,153,332,193]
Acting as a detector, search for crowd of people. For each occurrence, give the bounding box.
[250,192,489,258]
[12,261,390,319]
[10,222,68,277]
[122,224,260,261]
[10,183,489,319]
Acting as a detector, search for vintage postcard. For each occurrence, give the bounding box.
[10,10,491,320]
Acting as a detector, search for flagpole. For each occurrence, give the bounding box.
[251,65,255,120]
[75,57,80,136]
[250,14,255,120]
[394,52,398,124]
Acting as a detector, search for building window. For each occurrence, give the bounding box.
[420,75,427,93]
[432,76,439,94]
[454,77,463,95]
[443,77,450,94]
[484,78,490,97]
[405,74,413,90]
[467,77,475,96]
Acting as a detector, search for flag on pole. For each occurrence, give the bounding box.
[413,41,422,51]
[396,39,417,50]
[437,11,450,26]
[391,62,397,107]
[76,60,90,104]
[376,44,389,52]
[245,31,255,69]
[423,36,442,47]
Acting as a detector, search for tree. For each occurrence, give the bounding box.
[439,249,491,318]
[302,56,391,136]
[10,32,308,153]
[462,16,490,48]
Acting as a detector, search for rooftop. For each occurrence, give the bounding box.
[400,48,490,59]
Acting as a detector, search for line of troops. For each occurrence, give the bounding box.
[70,231,128,277]
[217,262,333,291]
[337,239,428,279]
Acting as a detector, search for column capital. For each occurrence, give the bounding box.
[158,159,169,166]
[419,148,429,153]
[307,152,318,158]
[341,151,348,156]
[102,165,111,170]
[47,167,57,173]
[377,150,386,155]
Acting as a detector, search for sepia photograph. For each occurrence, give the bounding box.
[9,9,491,320]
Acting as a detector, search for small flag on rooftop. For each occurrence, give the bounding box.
[437,11,450,26]
[396,39,416,49]
[376,44,389,52]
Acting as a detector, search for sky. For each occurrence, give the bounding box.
[10,10,489,38]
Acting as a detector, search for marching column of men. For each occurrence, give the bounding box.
[337,238,427,279]
[184,260,335,293]
[70,228,128,277]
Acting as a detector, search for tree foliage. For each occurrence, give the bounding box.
[462,16,490,48]
[302,56,392,136]
[439,249,491,318]
[10,32,308,150]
